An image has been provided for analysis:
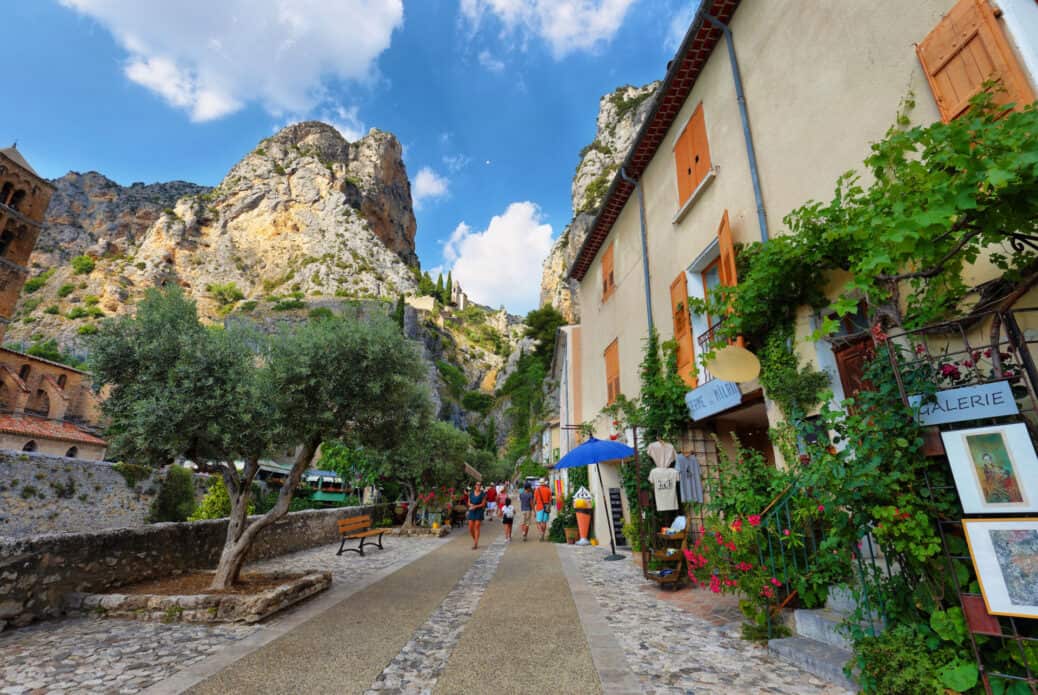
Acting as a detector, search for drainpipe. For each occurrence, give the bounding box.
[705,14,769,243]
[619,167,654,333]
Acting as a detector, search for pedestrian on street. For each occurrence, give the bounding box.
[467,482,487,549]
[519,483,534,541]
[501,497,515,541]
[485,481,498,522]
[534,478,553,541]
[495,482,506,518]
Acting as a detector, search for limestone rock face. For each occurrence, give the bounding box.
[10,122,419,348]
[539,81,660,323]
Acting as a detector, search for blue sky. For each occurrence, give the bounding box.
[3,1,695,313]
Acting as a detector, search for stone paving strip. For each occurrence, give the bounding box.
[0,534,447,695]
[561,544,855,695]
[365,536,508,694]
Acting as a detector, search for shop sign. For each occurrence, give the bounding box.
[685,380,742,421]
[908,381,1018,426]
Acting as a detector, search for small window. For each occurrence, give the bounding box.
[57,374,67,388]
[22,440,37,452]
[65,446,78,458]
[604,339,620,405]
[601,242,616,301]
[917,0,1034,122]
[18,364,30,381]
[673,103,711,207]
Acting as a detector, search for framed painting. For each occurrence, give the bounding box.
[963,518,1038,619]
[941,423,1038,514]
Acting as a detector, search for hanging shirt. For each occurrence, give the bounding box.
[676,454,704,503]
[647,440,676,468]
[648,467,680,511]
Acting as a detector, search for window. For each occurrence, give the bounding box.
[669,272,697,387]
[22,440,36,452]
[57,374,67,388]
[65,446,78,458]
[673,103,711,207]
[18,364,30,381]
[604,339,620,405]
[917,0,1034,122]
[601,242,616,301]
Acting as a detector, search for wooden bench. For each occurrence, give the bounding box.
[336,515,386,556]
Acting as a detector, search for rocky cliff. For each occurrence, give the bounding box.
[9,122,419,348]
[539,82,659,322]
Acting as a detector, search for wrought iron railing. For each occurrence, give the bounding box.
[695,319,726,383]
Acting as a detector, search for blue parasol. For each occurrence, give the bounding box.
[554,437,635,560]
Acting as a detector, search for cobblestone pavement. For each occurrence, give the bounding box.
[0,535,447,695]
[562,544,854,695]
[365,537,508,694]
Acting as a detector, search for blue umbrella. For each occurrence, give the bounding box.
[554,437,636,560]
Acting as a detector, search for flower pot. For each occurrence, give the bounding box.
[564,527,579,544]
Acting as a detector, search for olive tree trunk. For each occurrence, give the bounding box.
[209,440,319,591]
[400,481,418,530]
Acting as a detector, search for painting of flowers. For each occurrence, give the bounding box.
[964,519,1038,619]
[943,424,1038,514]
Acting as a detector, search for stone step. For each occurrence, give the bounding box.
[826,585,856,615]
[795,608,853,651]
[769,636,857,692]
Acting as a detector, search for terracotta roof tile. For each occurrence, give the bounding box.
[0,414,106,446]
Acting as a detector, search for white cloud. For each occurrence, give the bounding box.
[59,0,403,122]
[442,154,471,173]
[325,105,367,142]
[413,167,450,209]
[665,1,701,52]
[460,0,635,58]
[478,50,506,73]
[444,202,553,312]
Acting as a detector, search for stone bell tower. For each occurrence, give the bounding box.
[0,145,54,342]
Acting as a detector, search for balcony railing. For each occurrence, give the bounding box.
[695,318,726,383]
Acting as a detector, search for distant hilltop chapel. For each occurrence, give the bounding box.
[0,145,106,459]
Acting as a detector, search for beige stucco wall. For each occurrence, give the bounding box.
[578,0,961,441]
[0,433,105,460]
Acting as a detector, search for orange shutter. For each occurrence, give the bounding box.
[604,339,620,405]
[717,210,737,287]
[601,242,615,301]
[689,104,712,190]
[917,0,1035,122]
[673,126,695,206]
[670,272,697,388]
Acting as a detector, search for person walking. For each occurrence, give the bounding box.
[467,482,487,549]
[519,483,534,541]
[485,482,498,522]
[534,479,553,541]
[495,481,506,519]
[501,496,515,541]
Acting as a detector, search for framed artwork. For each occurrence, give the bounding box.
[941,423,1038,514]
[963,518,1038,619]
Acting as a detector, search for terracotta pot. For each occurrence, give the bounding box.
[564,527,579,544]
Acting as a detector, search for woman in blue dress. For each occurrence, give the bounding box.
[467,481,487,549]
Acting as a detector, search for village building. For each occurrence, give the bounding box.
[563,0,1038,544]
[0,146,106,459]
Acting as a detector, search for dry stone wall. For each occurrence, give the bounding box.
[0,452,160,540]
[0,504,389,630]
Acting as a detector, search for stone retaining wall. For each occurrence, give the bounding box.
[0,452,162,539]
[0,504,390,630]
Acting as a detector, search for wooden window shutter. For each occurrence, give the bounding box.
[717,210,737,287]
[601,242,615,301]
[917,0,1035,122]
[689,104,711,190]
[604,339,620,405]
[670,272,697,388]
[674,126,695,206]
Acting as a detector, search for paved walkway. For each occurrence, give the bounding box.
[1,522,855,694]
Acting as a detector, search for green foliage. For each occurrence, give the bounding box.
[577,165,617,214]
[71,255,95,275]
[637,331,692,441]
[148,465,197,522]
[83,295,100,306]
[190,476,252,520]
[549,495,576,542]
[445,271,453,302]
[57,284,74,298]
[238,300,258,313]
[523,305,566,369]
[206,282,244,306]
[853,624,975,695]
[66,306,89,319]
[756,329,829,420]
[77,324,99,336]
[272,298,306,311]
[26,339,85,368]
[609,87,654,121]
[461,390,494,415]
[392,295,405,330]
[417,271,437,297]
[308,307,334,321]
[23,269,55,293]
[112,462,152,488]
[498,351,546,466]
[44,305,59,315]
[436,360,467,400]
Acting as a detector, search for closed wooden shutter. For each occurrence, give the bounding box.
[670,272,697,387]
[601,242,615,301]
[673,103,711,207]
[717,210,737,287]
[604,339,620,405]
[917,0,1035,122]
